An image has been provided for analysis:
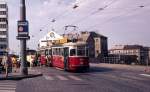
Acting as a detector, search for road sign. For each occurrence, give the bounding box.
[17,21,30,39]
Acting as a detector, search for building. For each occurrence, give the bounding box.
[38,31,63,50]
[38,31,108,60]
[109,45,149,65]
[79,31,108,58]
[0,1,8,60]
[103,54,137,64]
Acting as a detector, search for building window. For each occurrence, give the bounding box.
[0,24,7,28]
[0,4,7,8]
[0,18,7,22]
[95,38,99,42]
[0,44,7,49]
[96,50,99,54]
[0,11,7,15]
[0,38,7,42]
[0,31,7,35]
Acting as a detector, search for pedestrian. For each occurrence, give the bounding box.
[4,56,12,78]
[0,59,3,74]
[37,55,41,67]
[12,57,17,72]
[47,55,52,67]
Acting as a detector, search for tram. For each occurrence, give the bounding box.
[51,42,89,71]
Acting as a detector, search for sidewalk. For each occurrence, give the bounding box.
[0,67,43,80]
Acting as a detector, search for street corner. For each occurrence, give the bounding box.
[0,73,43,80]
[0,69,43,80]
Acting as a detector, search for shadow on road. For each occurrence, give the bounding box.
[72,66,113,74]
[88,66,113,73]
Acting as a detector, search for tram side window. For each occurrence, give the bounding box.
[45,49,48,55]
[77,46,85,56]
[60,48,64,56]
[70,49,76,56]
[58,48,61,55]
[49,49,52,55]
[52,48,56,55]
[56,48,59,55]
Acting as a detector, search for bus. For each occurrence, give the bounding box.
[51,42,89,71]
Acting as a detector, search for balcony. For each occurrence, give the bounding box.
[0,35,7,38]
[0,21,7,24]
[0,8,7,11]
[0,28,7,31]
[0,15,7,18]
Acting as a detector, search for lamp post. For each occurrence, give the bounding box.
[17,0,30,75]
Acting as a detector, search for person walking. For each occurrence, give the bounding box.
[4,56,12,78]
[0,59,3,74]
[12,57,17,72]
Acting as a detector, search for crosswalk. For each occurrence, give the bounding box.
[44,75,83,81]
[0,81,17,92]
[140,74,150,78]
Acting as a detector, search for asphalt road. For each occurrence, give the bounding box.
[1,63,150,92]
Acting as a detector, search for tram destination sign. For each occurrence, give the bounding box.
[17,21,30,39]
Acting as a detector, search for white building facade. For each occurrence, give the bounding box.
[0,1,8,60]
[38,31,63,48]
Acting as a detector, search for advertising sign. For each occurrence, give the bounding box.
[17,21,30,39]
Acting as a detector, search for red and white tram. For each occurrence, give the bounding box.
[51,42,89,71]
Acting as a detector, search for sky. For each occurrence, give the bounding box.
[4,0,150,54]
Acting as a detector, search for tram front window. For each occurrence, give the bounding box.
[70,49,76,56]
[77,46,86,56]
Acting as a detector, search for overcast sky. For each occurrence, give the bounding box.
[5,0,150,54]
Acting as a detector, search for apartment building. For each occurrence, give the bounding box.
[0,1,8,60]
[109,45,149,65]
[79,31,108,58]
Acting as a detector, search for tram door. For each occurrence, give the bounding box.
[64,47,69,70]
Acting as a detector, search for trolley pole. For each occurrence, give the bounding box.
[17,0,30,75]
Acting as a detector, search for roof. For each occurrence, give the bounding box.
[110,45,147,50]
[90,31,107,38]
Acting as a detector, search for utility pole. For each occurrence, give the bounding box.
[17,0,30,75]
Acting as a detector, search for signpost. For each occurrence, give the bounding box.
[16,0,30,75]
[17,21,30,39]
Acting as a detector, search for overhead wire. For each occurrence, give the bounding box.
[69,0,118,26]
[31,0,87,41]
[39,0,88,33]
[84,3,150,31]
[62,0,118,35]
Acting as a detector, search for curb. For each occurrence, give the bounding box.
[0,73,43,80]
